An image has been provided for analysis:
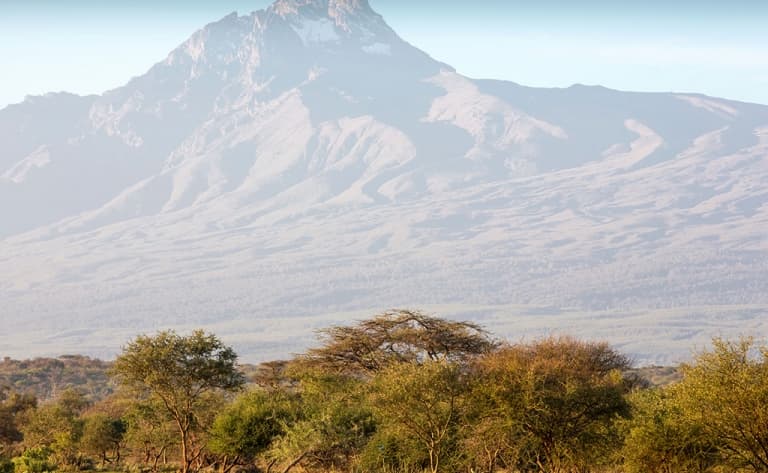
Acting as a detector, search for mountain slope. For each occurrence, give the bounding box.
[1,0,767,363]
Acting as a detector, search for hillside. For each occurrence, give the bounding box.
[1,0,767,364]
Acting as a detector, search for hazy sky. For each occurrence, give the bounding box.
[3,0,768,108]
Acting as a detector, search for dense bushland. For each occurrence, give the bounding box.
[1,310,767,473]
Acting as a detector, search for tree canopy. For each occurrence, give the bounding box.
[5,314,768,473]
[471,337,632,473]
[112,330,245,473]
[302,310,496,375]
[676,338,768,472]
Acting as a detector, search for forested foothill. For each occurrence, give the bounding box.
[1,310,767,473]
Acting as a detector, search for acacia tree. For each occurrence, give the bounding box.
[303,310,495,375]
[123,399,177,471]
[675,338,768,472]
[620,387,719,473]
[269,367,375,473]
[0,387,36,456]
[368,360,470,473]
[112,330,245,473]
[473,337,631,473]
[208,389,296,473]
[20,388,90,469]
[80,413,126,467]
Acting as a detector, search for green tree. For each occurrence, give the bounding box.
[472,337,631,473]
[368,360,470,473]
[19,389,89,469]
[269,368,375,473]
[11,447,56,473]
[123,399,176,471]
[208,390,291,473]
[619,387,718,473]
[112,330,245,473]
[80,413,126,467]
[358,429,426,473]
[675,337,768,472]
[0,387,36,456]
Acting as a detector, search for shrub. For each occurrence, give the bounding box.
[12,447,56,473]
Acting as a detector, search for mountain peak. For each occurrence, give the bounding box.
[268,0,392,46]
[271,0,375,18]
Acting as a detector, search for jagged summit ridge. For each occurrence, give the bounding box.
[144,0,442,112]
[163,0,403,74]
[268,0,389,44]
[272,0,375,17]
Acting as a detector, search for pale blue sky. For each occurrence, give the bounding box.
[2,0,768,108]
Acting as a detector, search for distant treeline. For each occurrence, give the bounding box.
[1,310,764,473]
[0,352,680,404]
[0,356,113,401]
[0,357,274,403]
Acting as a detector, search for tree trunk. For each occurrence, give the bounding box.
[429,445,439,473]
[180,427,191,473]
[152,450,161,473]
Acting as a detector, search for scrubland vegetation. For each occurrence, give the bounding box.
[2,310,768,473]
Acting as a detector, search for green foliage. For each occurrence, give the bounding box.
[19,389,88,469]
[369,361,469,473]
[0,458,12,473]
[675,337,768,472]
[10,317,768,473]
[619,387,719,473]
[122,399,175,470]
[357,429,427,473]
[208,390,289,472]
[0,387,36,451]
[270,368,375,473]
[112,330,245,405]
[112,330,245,473]
[471,337,631,473]
[12,447,56,473]
[80,413,126,466]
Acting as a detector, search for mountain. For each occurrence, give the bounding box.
[2,0,767,364]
